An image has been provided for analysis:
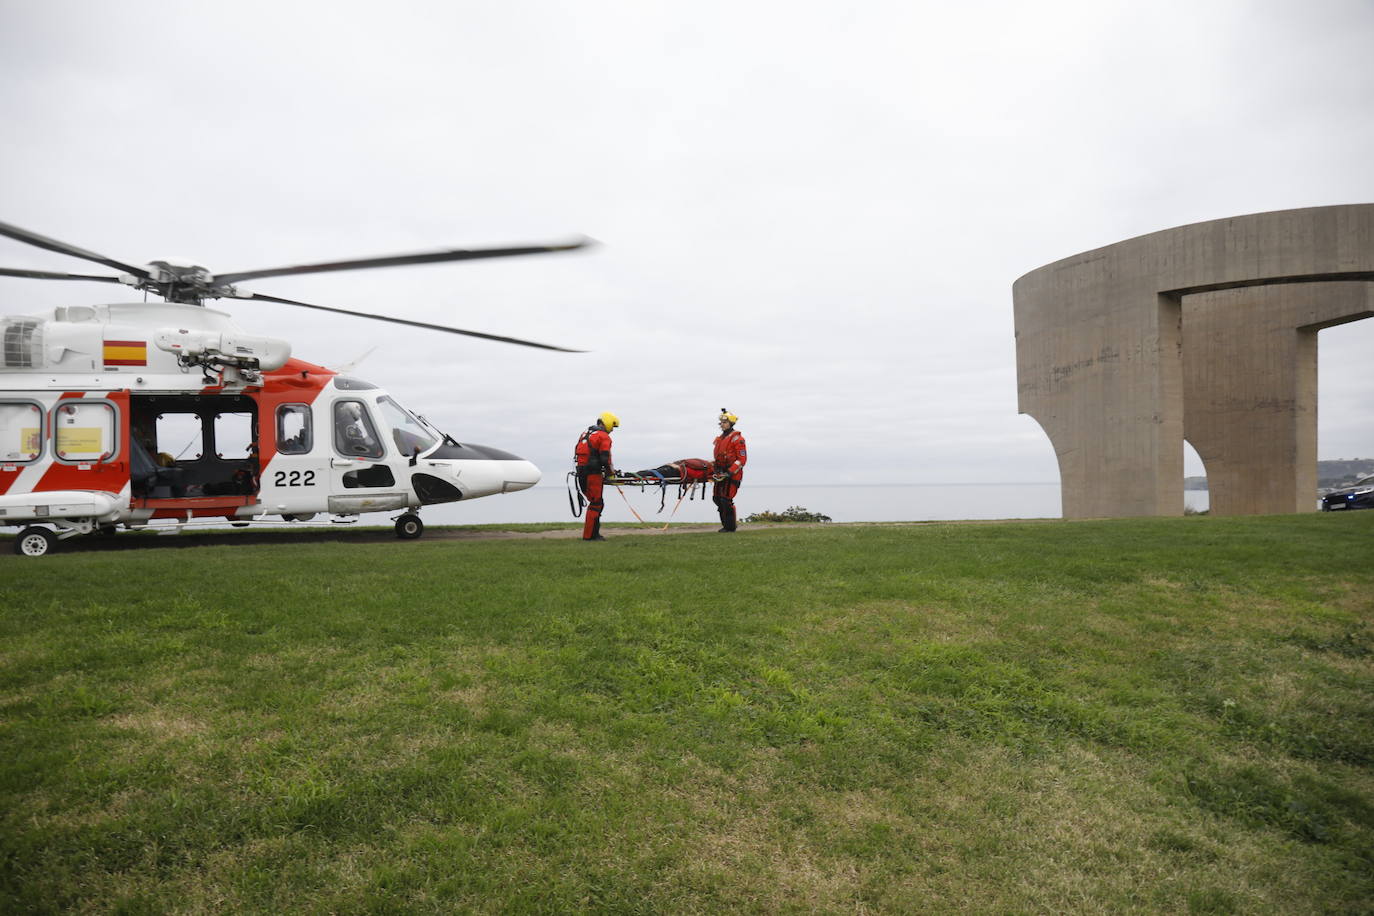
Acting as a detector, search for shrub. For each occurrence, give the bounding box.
[743,505,832,524]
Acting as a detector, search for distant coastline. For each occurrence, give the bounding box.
[1186,458,1373,492]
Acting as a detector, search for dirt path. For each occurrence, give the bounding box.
[13,517,1058,555]
[23,522,728,553]
[422,524,723,541]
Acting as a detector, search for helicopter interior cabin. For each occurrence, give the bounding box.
[129,395,259,503]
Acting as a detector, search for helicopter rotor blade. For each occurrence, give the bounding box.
[229,291,586,353]
[0,266,126,283]
[0,220,151,279]
[212,237,595,286]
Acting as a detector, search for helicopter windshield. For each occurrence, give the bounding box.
[376,395,439,457]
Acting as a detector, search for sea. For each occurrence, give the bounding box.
[414,482,1214,527]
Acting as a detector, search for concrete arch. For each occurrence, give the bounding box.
[1014,204,1374,518]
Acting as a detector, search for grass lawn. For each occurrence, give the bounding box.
[2,513,1372,913]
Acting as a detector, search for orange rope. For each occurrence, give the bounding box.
[613,482,653,526]
[615,482,689,532]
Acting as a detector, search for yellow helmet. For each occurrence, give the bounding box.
[719,408,738,426]
[599,411,620,431]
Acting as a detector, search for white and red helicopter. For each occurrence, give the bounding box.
[0,219,588,556]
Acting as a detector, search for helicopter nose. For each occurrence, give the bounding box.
[502,459,541,493]
[423,442,541,496]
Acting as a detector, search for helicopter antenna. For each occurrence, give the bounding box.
[335,346,378,373]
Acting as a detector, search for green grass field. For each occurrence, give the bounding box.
[2,514,1372,913]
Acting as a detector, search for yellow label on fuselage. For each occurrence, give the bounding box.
[56,427,104,454]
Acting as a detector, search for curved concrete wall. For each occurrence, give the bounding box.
[1014,205,1374,518]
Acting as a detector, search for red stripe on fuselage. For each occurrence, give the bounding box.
[0,391,117,495]
[29,390,132,495]
[253,358,336,467]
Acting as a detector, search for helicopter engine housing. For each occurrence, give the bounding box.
[154,328,291,370]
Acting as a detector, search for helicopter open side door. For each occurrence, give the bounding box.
[128,394,259,507]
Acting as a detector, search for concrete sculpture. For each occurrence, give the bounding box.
[1014,205,1374,517]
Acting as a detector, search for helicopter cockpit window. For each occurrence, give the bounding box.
[53,400,117,463]
[0,401,43,463]
[333,377,378,391]
[334,400,383,459]
[156,413,204,461]
[376,396,438,457]
[276,404,313,455]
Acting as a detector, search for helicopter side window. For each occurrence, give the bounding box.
[53,400,117,463]
[342,465,397,489]
[0,401,44,463]
[276,404,313,455]
[334,400,383,459]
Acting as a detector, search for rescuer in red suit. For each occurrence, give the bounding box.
[575,412,619,541]
[712,409,747,532]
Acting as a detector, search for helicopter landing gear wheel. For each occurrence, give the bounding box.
[395,513,424,540]
[15,526,57,557]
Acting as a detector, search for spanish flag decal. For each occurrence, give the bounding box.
[103,339,147,366]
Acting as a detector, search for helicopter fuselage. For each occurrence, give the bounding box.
[0,302,541,549]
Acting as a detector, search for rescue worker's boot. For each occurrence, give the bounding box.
[718,504,737,533]
[583,505,603,540]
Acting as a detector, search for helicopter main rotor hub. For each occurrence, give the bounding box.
[138,259,228,304]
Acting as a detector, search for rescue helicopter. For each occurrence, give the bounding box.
[0,219,589,556]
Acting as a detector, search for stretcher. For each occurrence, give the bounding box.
[567,459,719,523]
[615,459,717,508]
[610,472,712,510]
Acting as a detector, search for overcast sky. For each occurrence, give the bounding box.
[2,0,1372,489]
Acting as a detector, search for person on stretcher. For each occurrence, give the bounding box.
[622,458,714,482]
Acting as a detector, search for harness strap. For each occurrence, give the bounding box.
[566,471,587,518]
[662,487,689,528]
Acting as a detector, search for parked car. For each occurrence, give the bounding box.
[1321,475,1374,511]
